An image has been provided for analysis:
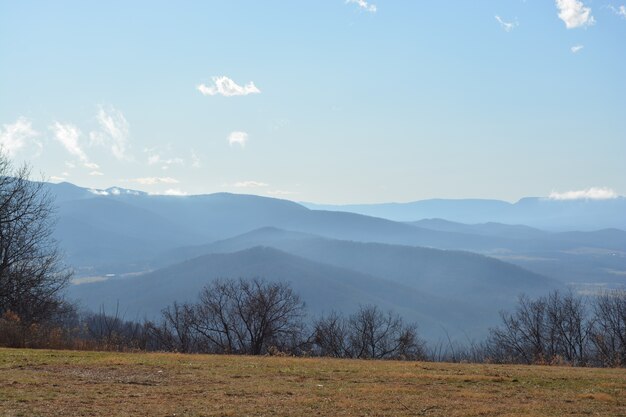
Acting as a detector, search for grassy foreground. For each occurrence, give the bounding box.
[1,348,625,416]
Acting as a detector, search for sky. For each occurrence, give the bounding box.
[1,0,625,204]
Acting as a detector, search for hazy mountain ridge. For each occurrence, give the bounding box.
[69,245,553,340]
[69,246,484,340]
[49,182,626,278]
[158,227,560,302]
[304,197,626,231]
[45,181,626,341]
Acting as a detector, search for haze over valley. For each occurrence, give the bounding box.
[44,181,625,341]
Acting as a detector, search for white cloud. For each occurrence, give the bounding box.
[228,131,248,147]
[50,122,98,169]
[548,187,619,200]
[495,16,518,32]
[159,189,188,196]
[346,0,377,13]
[609,5,626,19]
[232,181,269,188]
[83,161,100,170]
[89,189,110,196]
[125,177,179,185]
[556,0,595,29]
[90,105,131,160]
[197,76,261,97]
[145,148,184,169]
[164,189,187,196]
[50,176,67,182]
[0,117,38,157]
[89,171,104,176]
[571,44,584,53]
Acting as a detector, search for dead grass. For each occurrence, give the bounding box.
[1,348,625,416]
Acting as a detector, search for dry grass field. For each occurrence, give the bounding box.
[1,348,625,417]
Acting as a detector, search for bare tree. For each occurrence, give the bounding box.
[488,291,593,365]
[84,304,149,351]
[545,290,592,365]
[314,306,424,360]
[191,280,238,353]
[313,311,350,357]
[232,278,306,355]
[160,278,307,355]
[592,290,626,367]
[348,305,423,360]
[0,154,71,325]
[151,301,197,353]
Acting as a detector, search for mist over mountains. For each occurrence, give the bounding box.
[303,197,626,231]
[46,181,626,341]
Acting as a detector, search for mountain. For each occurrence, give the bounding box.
[69,247,483,340]
[303,197,626,231]
[48,183,524,274]
[45,182,626,290]
[159,227,560,305]
[55,196,206,274]
[47,180,624,340]
[410,219,548,240]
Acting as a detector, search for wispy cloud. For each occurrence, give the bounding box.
[608,5,626,19]
[232,181,269,188]
[190,150,201,168]
[548,187,618,200]
[571,44,584,53]
[228,131,248,147]
[556,0,595,29]
[197,76,261,97]
[266,190,298,196]
[89,171,104,176]
[346,0,377,13]
[145,147,184,169]
[90,105,132,160]
[495,15,518,32]
[50,122,98,169]
[0,117,39,157]
[125,177,179,185]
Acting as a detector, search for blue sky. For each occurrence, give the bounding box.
[1,0,624,203]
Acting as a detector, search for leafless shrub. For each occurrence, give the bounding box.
[313,305,425,360]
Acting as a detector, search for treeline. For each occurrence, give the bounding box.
[2,277,626,367]
[150,279,424,359]
[487,291,626,367]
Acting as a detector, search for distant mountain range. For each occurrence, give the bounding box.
[42,181,626,341]
[304,197,626,231]
[69,243,557,341]
[47,182,626,286]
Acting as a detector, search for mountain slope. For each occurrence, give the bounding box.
[45,182,626,290]
[69,247,483,340]
[56,196,206,273]
[411,219,548,240]
[161,228,561,304]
